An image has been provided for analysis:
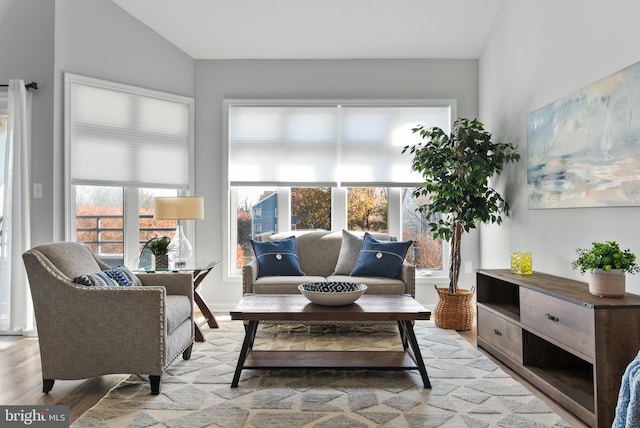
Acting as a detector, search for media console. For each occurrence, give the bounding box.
[476,269,640,427]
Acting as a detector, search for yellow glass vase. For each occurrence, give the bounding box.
[511,252,532,274]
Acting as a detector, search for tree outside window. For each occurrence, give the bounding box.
[348,187,388,232]
[75,186,124,256]
[291,187,331,230]
[402,188,442,270]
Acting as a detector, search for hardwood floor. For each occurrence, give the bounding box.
[0,335,127,423]
[1,314,588,426]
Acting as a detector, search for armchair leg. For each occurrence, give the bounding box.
[43,379,55,394]
[149,375,161,395]
[183,344,193,360]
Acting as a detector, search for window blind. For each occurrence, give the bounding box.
[229,105,338,186]
[228,103,451,187]
[66,74,193,189]
[339,106,451,186]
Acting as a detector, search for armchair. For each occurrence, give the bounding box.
[22,241,194,395]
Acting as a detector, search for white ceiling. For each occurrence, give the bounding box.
[111,0,502,60]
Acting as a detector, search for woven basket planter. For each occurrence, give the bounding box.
[433,287,475,330]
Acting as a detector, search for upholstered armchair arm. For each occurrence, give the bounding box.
[401,262,416,297]
[137,272,193,300]
[242,258,259,295]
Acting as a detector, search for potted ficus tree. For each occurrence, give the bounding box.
[403,117,520,330]
[571,241,639,297]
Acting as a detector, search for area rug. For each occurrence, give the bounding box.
[72,320,569,427]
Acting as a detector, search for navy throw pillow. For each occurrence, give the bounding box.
[74,266,140,287]
[251,236,305,278]
[74,271,118,287]
[350,233,412,279]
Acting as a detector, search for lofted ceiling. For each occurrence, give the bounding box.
[111,0,502,60]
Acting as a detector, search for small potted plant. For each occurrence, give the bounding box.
[571,241,639,297]
[148,236,171,271]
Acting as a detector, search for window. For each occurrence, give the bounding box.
[227,100,454,275]
[65,74,194,267]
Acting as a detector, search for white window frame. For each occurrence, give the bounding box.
[223,99,455,281]
[64,74,195,267]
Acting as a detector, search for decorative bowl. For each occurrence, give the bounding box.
[298,282,367,306]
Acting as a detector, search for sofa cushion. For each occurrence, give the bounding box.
[74,266,141,287]
[108,266,142,286]
[253,275,327,294]
[292,231,342,277]
[74,271,117,287]
[251,236,305,277]
[32,241,103,279]
[328,275,407,295]
[332,230,363,275]
[350,233,412,279]
[165,295,192,334]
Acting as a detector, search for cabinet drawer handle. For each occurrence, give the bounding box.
[544,313,559,322]
[493,329,502,336]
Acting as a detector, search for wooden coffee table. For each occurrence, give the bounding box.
[229,294,432,388]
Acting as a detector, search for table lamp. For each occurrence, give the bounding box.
[153,196,204,268]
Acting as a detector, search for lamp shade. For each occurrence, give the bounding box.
[153,196,204,220]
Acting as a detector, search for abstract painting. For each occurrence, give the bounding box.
[527,60,640,208]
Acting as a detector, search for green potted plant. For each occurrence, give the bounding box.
[148,236,171,271]
[571,241,639,297]
[403,117,520,330]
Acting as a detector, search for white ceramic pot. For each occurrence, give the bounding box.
[589,268,625,297]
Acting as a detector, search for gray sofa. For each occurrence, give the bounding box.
[242,230,415,297]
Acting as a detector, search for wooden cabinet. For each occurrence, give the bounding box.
[477,269,640,427]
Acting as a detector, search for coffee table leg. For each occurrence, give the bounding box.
[231,320,259,387]
[397,321,409,350]
[399,320,431,388]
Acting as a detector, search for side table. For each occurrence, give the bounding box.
[191,262,221,341]
[135,261,222,342]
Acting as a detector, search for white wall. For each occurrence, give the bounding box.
[0,0,55,246]
[479,0,640,293]
[194,59,480,310]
